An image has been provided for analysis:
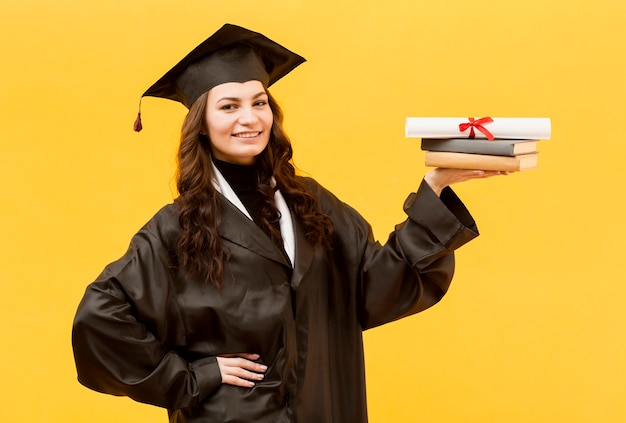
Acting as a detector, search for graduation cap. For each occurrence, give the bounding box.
[134,23,306,131]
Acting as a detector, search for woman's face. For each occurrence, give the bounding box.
[205,80,273,165]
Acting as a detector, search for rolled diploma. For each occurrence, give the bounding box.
[405,117,551,140]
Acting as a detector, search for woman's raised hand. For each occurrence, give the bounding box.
[424,168,507,197]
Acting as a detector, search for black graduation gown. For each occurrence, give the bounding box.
[72,177,479,422]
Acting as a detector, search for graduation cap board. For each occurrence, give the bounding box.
[134,23,306,131]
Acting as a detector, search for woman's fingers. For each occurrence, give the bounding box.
[222,357,268,374]
[221,367,265,386]
[425,168,508,196]
[217,353,267,387]
[218,354,267,372]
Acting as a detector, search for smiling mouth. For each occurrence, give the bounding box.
[233,131,262,138]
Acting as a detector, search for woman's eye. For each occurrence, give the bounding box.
[254,101,268,107]
[220,104,237,111]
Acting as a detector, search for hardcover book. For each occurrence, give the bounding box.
[421,138,538,157]
[424,151,539,171]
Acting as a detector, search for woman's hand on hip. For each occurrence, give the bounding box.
[216,353,267,387]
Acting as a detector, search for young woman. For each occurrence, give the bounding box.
[72,23,504,423]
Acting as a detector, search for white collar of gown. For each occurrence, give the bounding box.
[210,161,295,267]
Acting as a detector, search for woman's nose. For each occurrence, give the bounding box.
[238,107,259,124]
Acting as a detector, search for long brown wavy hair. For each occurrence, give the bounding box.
[175,89,334,288]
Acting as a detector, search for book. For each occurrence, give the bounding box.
[421,138,538,156]
[405,117,551,140]
[424,151,539,171]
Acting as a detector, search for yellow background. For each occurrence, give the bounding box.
[2,0,625,421]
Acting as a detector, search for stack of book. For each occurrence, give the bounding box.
[405,117,551,171]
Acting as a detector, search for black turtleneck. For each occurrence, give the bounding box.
[212,158,281,240]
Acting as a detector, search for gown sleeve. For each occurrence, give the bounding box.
[71,208,222,410]
[353,179,479,329]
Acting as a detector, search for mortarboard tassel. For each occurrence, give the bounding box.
[133,98,143,132]
[134,112,143,132]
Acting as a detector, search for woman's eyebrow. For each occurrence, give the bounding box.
[216,91,267,103]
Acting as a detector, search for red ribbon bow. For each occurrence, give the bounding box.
[459,117,495,140]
